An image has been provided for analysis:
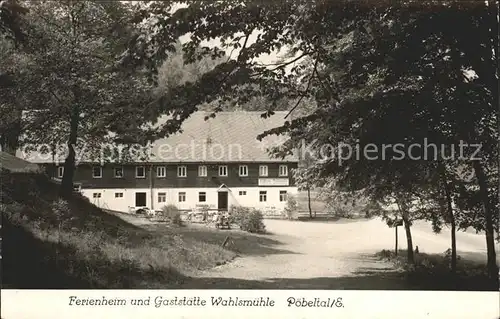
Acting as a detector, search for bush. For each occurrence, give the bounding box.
[331,205,352,218]
[229,206,250,225]
[283,195,298,219]
[51,199,71,220]
[230,206,265,233]
[160,205,183,226]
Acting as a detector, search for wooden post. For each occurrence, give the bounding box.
[222,235,230,248]
[307,186,313,219]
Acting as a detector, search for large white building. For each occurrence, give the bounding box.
[20,111,299,214]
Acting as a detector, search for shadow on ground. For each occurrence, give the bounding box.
[295,216,373,224]
[458,251,500,264]
[175,268,498,291]
[174,252,498,291]
[148,223,298,256]
[175,271,412,290]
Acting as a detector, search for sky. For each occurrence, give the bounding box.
[130,1,299,68]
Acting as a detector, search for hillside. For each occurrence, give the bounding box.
[1,169,235,288]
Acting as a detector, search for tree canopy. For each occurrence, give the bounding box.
[129,0,499,281]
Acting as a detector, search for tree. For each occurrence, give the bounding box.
[0,0,28,44]
[3,1,154,195]
[0,0,28,153]
[132,0,499,281]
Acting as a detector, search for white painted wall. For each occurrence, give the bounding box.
[81,188,151,213]
[81,187,298,213]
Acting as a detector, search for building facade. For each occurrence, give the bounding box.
[21,112,300,213]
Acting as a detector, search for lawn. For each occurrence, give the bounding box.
[1,171,235,289]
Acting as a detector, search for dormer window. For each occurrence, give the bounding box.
[136,166,145,178]
[114,167,124,178]
[218,165,228,177]
[57,166,64,178]
[177,166,187,177]
[92,166,102,178]
[239,165,248,177]
[279,165,288,177]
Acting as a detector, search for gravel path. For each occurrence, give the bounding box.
[179,218,492,289]
[112,212,493,289]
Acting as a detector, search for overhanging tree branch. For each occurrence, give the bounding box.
[285,54,319,119]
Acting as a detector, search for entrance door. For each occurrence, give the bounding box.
[135,192,147,207]
[218,191,228,211]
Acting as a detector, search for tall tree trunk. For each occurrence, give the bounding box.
[397,198,414,264]
[307,186,313,219]
[443,179,457,273]
[401,210,414,264]
[395,224,398,256]
[439,163,457,273]
[472,160,498,283]
[1,107,22,155]
[60,105,79,197]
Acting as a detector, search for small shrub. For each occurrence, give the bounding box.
[377,249,395,259]
[230,206,265,233]
[51,199,71,221]
[283,195,298,220]
[171,213,182,226]
[2,202,27,225]
[229,206,251,225]
[330,205,354,218]
[160,204,183,226]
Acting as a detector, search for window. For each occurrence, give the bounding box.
[279,190,287,202]
[92,166,102,178]
[92,192,101,198]
[198,165,207,177]
[199,192,206,202]
[218,165,228,176]
[115,192,123,198]
[239,191,247,196]
[239,165,248,177]
[136,166,145,178]
[177,166,187,177]
[158,192,166,203]
[259,191,267,202]
[73,184,81,193]
[259,165,268,177]
[178,192,186,202]
[279,165,288,177]
[157,166,166,178]
[114,167,123,178]
[57,166,64,178]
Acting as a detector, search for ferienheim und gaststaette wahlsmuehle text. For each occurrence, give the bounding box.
[69,296,344,308]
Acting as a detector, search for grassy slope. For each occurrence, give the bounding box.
[1,171,235,288]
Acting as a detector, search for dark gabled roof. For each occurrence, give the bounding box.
[0,151,40,172]
[17,111,298,164]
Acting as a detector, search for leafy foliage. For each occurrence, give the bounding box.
[160,204,183,226]
[1,1,160,193]
[230,206,266,233]
[0,0,28,43]
[130,0,498,279]
[283,195,298,219]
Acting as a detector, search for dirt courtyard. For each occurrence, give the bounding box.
[178,218,493,289]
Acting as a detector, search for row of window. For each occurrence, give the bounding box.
[59,164,289,179]
[92,190,288,203]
